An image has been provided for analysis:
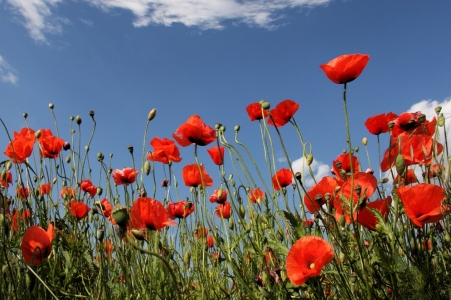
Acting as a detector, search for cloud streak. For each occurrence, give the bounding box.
[0,55,18,84]
[291,156,330,187]
[5,0,331,42]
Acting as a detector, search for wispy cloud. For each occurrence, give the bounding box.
[0,55,18,84]
[291,156,330,187]
[5,0,331,42]
[80,18,93,26]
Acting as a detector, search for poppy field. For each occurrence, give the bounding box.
[1,54,451,299]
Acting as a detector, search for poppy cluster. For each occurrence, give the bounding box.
[80,179,97,198]
[245,99,300,128]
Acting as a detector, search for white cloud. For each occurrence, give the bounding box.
[0,55,18,84]
[407,97,451,120]
[291,156,330,187]
[80,18,93,26]
[5,0,331,41]
[6,0,64,43]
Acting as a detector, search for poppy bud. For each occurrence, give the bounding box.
[395,154,406,177]
[97,187,103,196]
[89,110,95,117]
[354,146,359,153]
[305,154,313,166]
[148,108,156,121]
[260,101,270,110]
[239,204,245,219]
[96,228,105,241]
[435,106,442,114]
[294,172,302,183]
[144,161,151,175]
[183,251,191,266]
[219,125,226,132]
[131,229,146,241]
[229,218,235,230]
[65,156,71,163]
[5,161,11,171]
[339,252,346,263]
[362,137,368,146]
[127,145,133,154]
[75,115,82,125]
[49,103,54,109]
[35,130,41,139]
[23,112,28,119]
[381,178,389,184]
[63,142,71,151]
[234,125,240,132]
[112,204,129,227]
[349,272,357,284]
[438,113,445,127]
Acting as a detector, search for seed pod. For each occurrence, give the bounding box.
[143,161,151,175]
[260,101,270,110]
[395,154,406,177]
[112,204,129,227]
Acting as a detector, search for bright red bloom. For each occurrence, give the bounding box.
[267,99,299,127]
[427,164,445,178]
[11,209,31,233]
[147,137,182,164]
[80,179,97,198]
[248,187,265,204]
[272,168,292,190]
[320,54,370,84]
[333,153,360,174]
[97,198,114,224]
[356,197,392,230]
[246,103,268,121]
[286,236,334,286]
[0,171,12,188]
[335,172,378,223]
[364,112,398,135]
[21,223,54,266]
[15,186,29,200]
[209,188,227,204]
[391,112,436,138]
[60,187,76,199]
[70,200,91,220]
[112,168,139,186]
[394,169,418,185]
[207,235,215,248]
[215,201,232,219]
[396,184,449,227]
[4,138,35,164]
[380,132,443,172]
[182,164,213,187]
[40,183,52,195]
[130,197,176,231]
[38,129,64,159]
[304,176,339,213]
[14,128,35,141]
[172,115,216,147]
[166,200,195,220]
[207,146,225,165]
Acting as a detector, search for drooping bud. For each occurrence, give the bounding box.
[438,113,445,127]
[127,145,133,154]
[88,110,95,118]
[96,187,103,196]
[381,178,389,184]
[131,229,146,241]
[234,125,240,132]
[239,204,246,219]
[354,146,359,153]
[305,154,313,166]
[143,161,151,175]
[148,108,156,121]
[112,204,129,227]
[294,172,302,183]
[395,154,406,177]
[435,106,442,114]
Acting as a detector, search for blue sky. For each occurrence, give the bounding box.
[1,0,451,199]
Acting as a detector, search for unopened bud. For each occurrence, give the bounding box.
[148,108,156,121]
[75,115,82,125]
[395,154,406,177]
[23,112,28,119]
[49,103,54,109]
[127,145,133,154]
[305,154,313,166]
[435,106,442,114]
[97,187,103,196]
[88,110,95,118]
[260,101,270,110]
[96,228,105,241]
[234,125,240,132]
[144,161,151,175]
[438,113,445,127]
[35,130,41,139]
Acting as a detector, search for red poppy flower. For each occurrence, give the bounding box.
[130,197,176,231]
[303,219,314,228]
[394,169,418,185]
[21,223,54,266]
[97,198,114,224]
[182,164,213,187]
[209,188,227,204]
[166,200,195,220]
[80,179,97,198]
[0,171,12,188]
[195,226,209,239]
[286,236,334,285]
[4,137,35,164]
[112,168,139,186]
[14,128,35,141]
[320,54,370,84]
[427,164,444,178]
[391,112,436,138]
[207,146,225,165]
[334,172,378,223]
[304,176,339,213]
[246,103,268,121]
[364,112,398,135]
[356,197,392,230]
[40,183,52,195]
[147,137,182,164]
[70,200,91,220]
[172,115,216,147]
[248,187,265,204]
[60,187,76,199]
[11,209,31,233]
[38,129,64,159]
[272,168,292,190]
[396,184,449,227]
[215,201,232,219]
[333,153,360,174]
[267,99,300,127]
[380,132,443,172]
[207,235,215,248]
[15,186,29,200]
